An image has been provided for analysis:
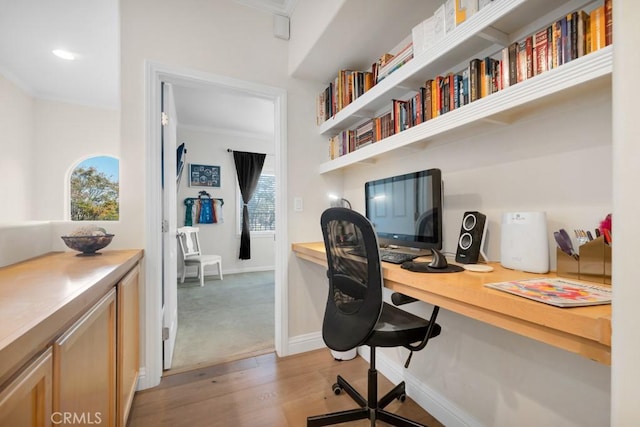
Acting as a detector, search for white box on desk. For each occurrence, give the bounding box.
[500,211,549,274]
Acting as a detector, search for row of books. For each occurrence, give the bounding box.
[316,69,375,125]
[316,44,415,126]
[317,0,496,125]
[327,0,612,160]
[328,112,394,160]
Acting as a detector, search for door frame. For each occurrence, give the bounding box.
[142,61,288,389]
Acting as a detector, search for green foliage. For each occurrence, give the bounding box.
[70,166,119,221]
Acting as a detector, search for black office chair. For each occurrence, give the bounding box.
[308,207,441,427]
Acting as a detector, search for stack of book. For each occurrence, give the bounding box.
[376,42,414,83]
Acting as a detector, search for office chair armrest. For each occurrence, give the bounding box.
[402,305,440,368]
[391,292,419,306]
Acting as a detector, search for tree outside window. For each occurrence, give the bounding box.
[241,174,275,232]
[70,156,119,221]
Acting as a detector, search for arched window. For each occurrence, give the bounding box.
[69,155,119,221]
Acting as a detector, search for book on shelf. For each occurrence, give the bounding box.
[590,5,606,53]
[605,0,613,46]
[377,42,414,83]
[444,0,456,35]
[484,278,611,307]
[533,27,549,76]
[433,4,446,44]
[455,0,478,26]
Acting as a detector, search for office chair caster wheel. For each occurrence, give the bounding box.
[397,393,406,402]
[332,383,342,395]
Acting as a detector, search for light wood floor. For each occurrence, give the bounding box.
[127,349,444,426]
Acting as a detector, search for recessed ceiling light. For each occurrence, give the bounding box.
[52,49,76,60]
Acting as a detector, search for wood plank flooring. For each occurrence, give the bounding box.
[127,349,444,426]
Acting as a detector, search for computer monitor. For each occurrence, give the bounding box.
[364,168,443,251]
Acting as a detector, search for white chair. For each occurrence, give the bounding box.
[177,226,223,287]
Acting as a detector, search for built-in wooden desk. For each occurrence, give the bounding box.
[292,242,611,365]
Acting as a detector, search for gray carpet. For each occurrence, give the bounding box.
[170,271,275,371]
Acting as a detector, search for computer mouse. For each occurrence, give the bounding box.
[428,248,448,269]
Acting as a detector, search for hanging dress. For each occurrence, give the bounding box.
[199,196,214,224]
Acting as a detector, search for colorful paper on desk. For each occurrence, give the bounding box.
[484,278,612,307]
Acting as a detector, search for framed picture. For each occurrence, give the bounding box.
[189,164,221,188]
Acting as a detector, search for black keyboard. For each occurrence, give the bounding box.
[348,248,418,264]
[379,250,419,264]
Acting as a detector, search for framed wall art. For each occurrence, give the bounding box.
[189,164,221,188]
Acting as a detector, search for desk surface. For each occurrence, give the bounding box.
[292,242,611,365]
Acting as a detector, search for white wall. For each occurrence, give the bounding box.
[335,86,612,426]
[287,2,614,427]
[120,0,330,385]
[118,0,630,425]
[176,126,275,274]
[0,73,34,222]
[0,75,127,265]
[32,99,120,220]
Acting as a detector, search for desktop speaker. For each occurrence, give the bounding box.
[455,211,487,264]
[500,212,549,273]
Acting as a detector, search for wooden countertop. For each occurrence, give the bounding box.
[0,249,143,385]
[292,242,611,365]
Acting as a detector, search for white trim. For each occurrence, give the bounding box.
[179,123,273,141]
[143,61,288,388]
[287,332,325,355]
[359,348,482,427]
[182,266,275,278]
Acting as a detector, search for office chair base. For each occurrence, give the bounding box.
[307,374,425,427]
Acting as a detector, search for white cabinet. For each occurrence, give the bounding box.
[317,0,611,174]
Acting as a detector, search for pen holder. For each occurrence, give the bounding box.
[556,248,580,280]
[556,236,612,284]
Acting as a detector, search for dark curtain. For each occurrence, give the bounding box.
[233,150,266,259]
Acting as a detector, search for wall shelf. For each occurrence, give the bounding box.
[319,46,612,174]
[317,0,606,174]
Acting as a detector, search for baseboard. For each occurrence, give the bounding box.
[287,331,325,355]
[359,348,482,427]
[182,266,275,278]
[136,367,154,390]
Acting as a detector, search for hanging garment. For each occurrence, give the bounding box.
[184,198,195,226]
[199,197,214,224]
[213,199,224,223]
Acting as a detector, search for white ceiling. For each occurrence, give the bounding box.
[0,0,293,137]
[0,0,119,109]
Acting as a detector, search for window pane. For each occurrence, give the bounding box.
[246,174,275,232]
[70,156,119,221]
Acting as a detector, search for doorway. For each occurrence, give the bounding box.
[143,62,288,388]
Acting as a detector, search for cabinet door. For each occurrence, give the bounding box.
[117,264,139,427]
[53,289,116,427]
[0,348,53,427]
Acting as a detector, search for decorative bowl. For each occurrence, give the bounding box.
[61,234,115,256]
